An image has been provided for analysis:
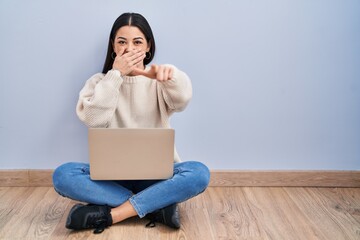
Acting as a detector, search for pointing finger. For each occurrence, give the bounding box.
[157,65,165,81]
[132,67,157,79]
[168,67,174,80]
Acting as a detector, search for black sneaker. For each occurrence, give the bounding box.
[66,203,113,234]
[145,203,180,229]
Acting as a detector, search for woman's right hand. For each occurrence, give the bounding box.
[112,48,146,76]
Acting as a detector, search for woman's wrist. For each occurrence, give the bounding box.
[112,68,123,77]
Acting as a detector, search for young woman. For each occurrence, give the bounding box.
[52,12,210,234]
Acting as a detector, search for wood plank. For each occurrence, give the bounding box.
[311,188,360,239]
[231,187,267,239]
[285,188,360,240]
[341,189,360,225]
[179,193,216,240]
[313,188,360,222]
[28,188,71,239]
[0,187,69,240]
[204,187,265,239]
[242,187,324,240]
[210,170,360,187]
[51,198,75,240]
[0,188,48,239]
[0,187,35,232]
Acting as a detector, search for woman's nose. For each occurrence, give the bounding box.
[126,43,135,51]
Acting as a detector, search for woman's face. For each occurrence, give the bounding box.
[113,26,150,56]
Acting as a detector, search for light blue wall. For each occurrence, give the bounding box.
[0,0,359,170]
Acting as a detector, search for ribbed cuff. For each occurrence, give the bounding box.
[104,69,123,89]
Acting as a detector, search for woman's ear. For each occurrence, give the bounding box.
[146,42,151,52]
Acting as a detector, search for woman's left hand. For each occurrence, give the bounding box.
[132,64,173,81]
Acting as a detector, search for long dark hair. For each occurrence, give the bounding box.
[102,13,156,74]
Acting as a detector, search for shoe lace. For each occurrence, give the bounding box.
[145,210,163,228]
[146,220,156,228]
[146,205,180,229]
[145,207,170,228]
[145,214,158,228]
[86,213,108,234]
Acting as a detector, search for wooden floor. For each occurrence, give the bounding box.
[0,187,359,240]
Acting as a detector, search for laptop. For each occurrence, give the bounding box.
[88,128,174,180]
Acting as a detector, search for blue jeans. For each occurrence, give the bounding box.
[52,161,210,218]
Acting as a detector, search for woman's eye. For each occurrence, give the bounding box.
[118,41,126,45]
[134,41,143,45]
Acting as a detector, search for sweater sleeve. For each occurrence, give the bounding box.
[160,65,193,112]
[76,70,123,128]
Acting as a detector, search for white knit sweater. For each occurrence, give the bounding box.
[76,65,192,162]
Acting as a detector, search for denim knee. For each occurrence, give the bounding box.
[180,161,210,194]
[52,162,85,195]
[192,161,210,192]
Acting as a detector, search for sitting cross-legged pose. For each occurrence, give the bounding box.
[52,12,210,234]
